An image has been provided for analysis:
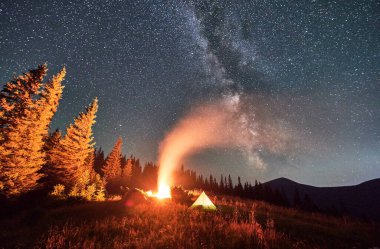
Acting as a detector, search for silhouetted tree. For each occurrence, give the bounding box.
[235,176,243,194]
[130,156,142,187]
[120,155,127,174]
[219,174,225,193]
[227,175,233,194]
[141,162,158,190]
[93,148,105,175]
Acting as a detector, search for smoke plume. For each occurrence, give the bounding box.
[157,93,296,188]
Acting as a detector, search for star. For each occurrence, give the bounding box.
[0,0,378,186]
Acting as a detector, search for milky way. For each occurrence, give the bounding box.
[0,0,379,186]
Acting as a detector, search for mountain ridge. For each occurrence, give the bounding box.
[262,177,380,221]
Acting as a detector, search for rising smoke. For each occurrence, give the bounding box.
[157,93,297,188]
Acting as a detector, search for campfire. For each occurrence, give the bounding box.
[146,184,171,199]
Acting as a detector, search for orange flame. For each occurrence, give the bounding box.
[146,185,171,199]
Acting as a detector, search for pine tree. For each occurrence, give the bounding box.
[209,174,214,191]
[93,147,105,175]
[44,129,62,153]
[219,174,224,192]
[120,155,127,174]
[123,158,132,179]
[0,65,65,197]
[85,152,95,173]
[228,174,233,193]
[130,157,142,187]
[49,98,98,187]
[42,129,62,187]
[236,176,243,195]
[102,137,122,180]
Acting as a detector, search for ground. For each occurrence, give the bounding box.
[0,195,379,249]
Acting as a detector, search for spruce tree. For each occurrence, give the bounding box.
[102,137,122,180]
[0,65,65,197]
[236,176,243,195]
[219,174,224,192]
[94,148,105,175]
[44,129,62,154]
[228,174,233,193]
[120,155,127,174]
[29,68,65,187]
[42,129,62,187]
[49,98,98,187]
[123,158,132,179]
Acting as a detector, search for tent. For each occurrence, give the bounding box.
[190,191,217,210]
[122,188,149,207]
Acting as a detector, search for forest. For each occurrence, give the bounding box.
[0,65,286,204]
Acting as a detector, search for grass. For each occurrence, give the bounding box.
[0,195,379,249]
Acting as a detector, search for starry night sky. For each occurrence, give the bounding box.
[1,0,379,186]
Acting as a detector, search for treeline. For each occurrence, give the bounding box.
[173,167,319,212]
[110,157,291,207]
[174,166,290,207]
[92,151,318,212]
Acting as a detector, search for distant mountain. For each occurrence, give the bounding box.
[263,177,380,221]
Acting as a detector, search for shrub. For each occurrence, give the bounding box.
[50,184,65,199]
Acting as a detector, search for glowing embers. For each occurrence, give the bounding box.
[146,184,171,199]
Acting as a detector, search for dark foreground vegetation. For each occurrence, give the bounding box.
[0,194,379,249]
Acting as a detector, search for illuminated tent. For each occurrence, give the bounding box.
[191,191,217,210]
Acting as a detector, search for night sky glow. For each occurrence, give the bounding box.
[0,0,379,186]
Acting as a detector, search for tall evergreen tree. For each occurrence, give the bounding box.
[219,174,225,192]
[49,98,98,187]
[42,129,62,186]
[102,137,122,180]
[123,158,132,179]
[44,129,62,153]
[0,65,65,197]
[130,157,142,187]
[120,155,127,174]
[209,174,214,191]
[93,147,105,175]
[236,176,243,194]
[227,174,233,193]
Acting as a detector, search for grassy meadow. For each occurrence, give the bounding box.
[0,195,379,249]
